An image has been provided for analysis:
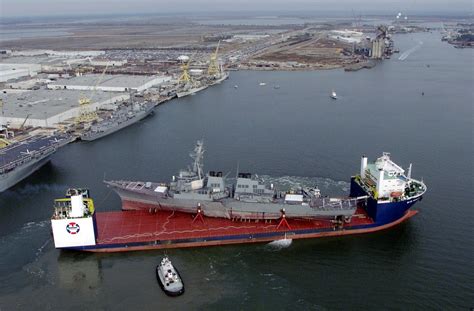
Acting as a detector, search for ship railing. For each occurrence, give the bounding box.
[310,196,367,211]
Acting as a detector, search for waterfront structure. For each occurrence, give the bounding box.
[48,74,171,93]
[0,89,128,128]
[0,63,40,82]
[371,38,385,59]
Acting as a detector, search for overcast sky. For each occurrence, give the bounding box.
[1,0,472,18]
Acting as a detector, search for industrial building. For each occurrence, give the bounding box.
[10,50,105,57]
[0,63,41,82]
[371,38,386,59]
[329,30,365,44]
[48,74,171,93]
[0,89,128,128]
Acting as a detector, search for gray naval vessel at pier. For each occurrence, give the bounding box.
[81,102,154,141]
[105,141,366,221]
[0,134,71,192]
[176,71,229,98]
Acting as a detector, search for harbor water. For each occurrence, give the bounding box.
[0,31,472,309]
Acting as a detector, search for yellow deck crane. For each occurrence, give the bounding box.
[208,40,221,77]
[177,55,193,85]
[75,63,109,124]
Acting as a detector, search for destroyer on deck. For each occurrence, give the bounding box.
[105,141,367,221]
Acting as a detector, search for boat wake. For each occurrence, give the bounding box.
[266,238,292,249]
[398,41,423,61]
[0,220,51,279]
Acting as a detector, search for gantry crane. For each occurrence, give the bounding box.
[75,63,109,124]
[208,41,221,77]
[178,55,193,85]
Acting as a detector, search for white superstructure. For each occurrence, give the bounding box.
[51,189,96,249]
[359,153,424,200]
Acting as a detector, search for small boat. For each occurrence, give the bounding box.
[156,257,184,296]
[330,90,337,100]
[273,85,280,89]
[259,82,266,86]
[234,85,238,88]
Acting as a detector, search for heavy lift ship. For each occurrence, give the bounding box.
[51,153,426,252]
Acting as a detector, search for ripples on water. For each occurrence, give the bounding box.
[398,41,423,60]
[0,30,473,309]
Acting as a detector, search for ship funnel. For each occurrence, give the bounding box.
[70,194,85,217]
[360,156,368,179]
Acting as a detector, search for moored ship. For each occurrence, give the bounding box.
[176,84,208,98]
[0,134,71,192]
[81,102,154,141]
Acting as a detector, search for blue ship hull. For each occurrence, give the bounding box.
[349,177,422,225]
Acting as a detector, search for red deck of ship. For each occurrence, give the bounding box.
[92,207,417,252]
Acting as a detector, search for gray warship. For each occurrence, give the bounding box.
[0,134,71,192]
[176,83,208,98]
[81,102,154,141]
[105,141,366,221]
[176,71,229,98]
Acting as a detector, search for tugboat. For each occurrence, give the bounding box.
[156,257,184,296]
[330,90,337,100]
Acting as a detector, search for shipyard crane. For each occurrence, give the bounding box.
[207,41,221,77]
[75,63,110,124]
[19,114,31,130]
[177,52,196,85]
